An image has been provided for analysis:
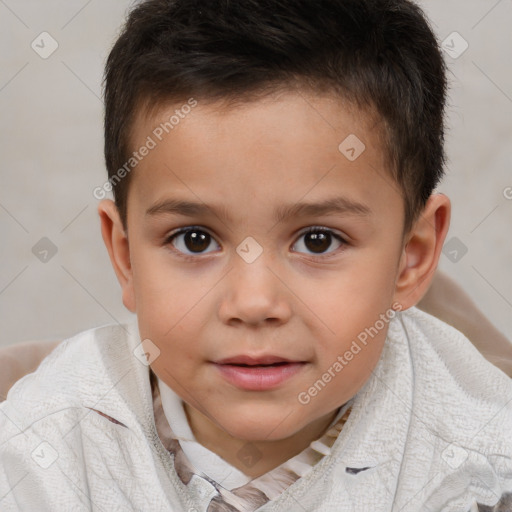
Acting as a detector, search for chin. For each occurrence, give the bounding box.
[214,407,305,442]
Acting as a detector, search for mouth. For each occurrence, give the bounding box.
[216,355,301,366]
[213,355,307,391]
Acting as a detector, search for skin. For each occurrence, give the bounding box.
[4,273,511,405]
[97,88,451,478]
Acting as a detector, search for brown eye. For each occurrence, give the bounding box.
[183,230,210,252]
[167,227,220,256]
[304,231,331,253]
[293,228,346,256]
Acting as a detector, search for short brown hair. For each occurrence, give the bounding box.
[103,0,448,234]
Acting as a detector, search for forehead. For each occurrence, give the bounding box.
[126,90,398,225]
[134,89,382,151]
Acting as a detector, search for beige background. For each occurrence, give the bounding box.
[1,0,511,347]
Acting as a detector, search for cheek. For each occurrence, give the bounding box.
[129,255,205,356]
[314,323,389,414]
[131,247,185,319]
[302,263,397,336]
[143,319,200,389]
[297,254,396,384]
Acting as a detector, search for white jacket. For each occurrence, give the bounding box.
[0,307,511,511]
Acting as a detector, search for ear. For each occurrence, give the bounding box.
[393,193,451,310]
[98,199,136,312]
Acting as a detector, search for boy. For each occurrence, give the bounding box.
[1,0,511,511]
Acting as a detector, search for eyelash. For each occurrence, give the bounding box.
[164,225,348,261]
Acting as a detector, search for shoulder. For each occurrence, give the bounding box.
[0,319,176,510]
[395,306,512,433]
[390,307,512,510]
[394,306,512,389]
[0,320,137,437]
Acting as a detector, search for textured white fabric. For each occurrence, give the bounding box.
[0,307,511,511]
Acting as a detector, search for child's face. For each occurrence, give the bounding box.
[122,90,409,441]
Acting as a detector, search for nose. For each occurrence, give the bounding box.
[218,248,292,327]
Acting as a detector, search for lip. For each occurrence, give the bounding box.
[215,355,299,366]
[213,355,306,391]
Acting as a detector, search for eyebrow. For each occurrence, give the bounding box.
[145,196,372,223]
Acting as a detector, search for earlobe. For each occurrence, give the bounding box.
[97,199,136,312]
[393,194,451,310]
